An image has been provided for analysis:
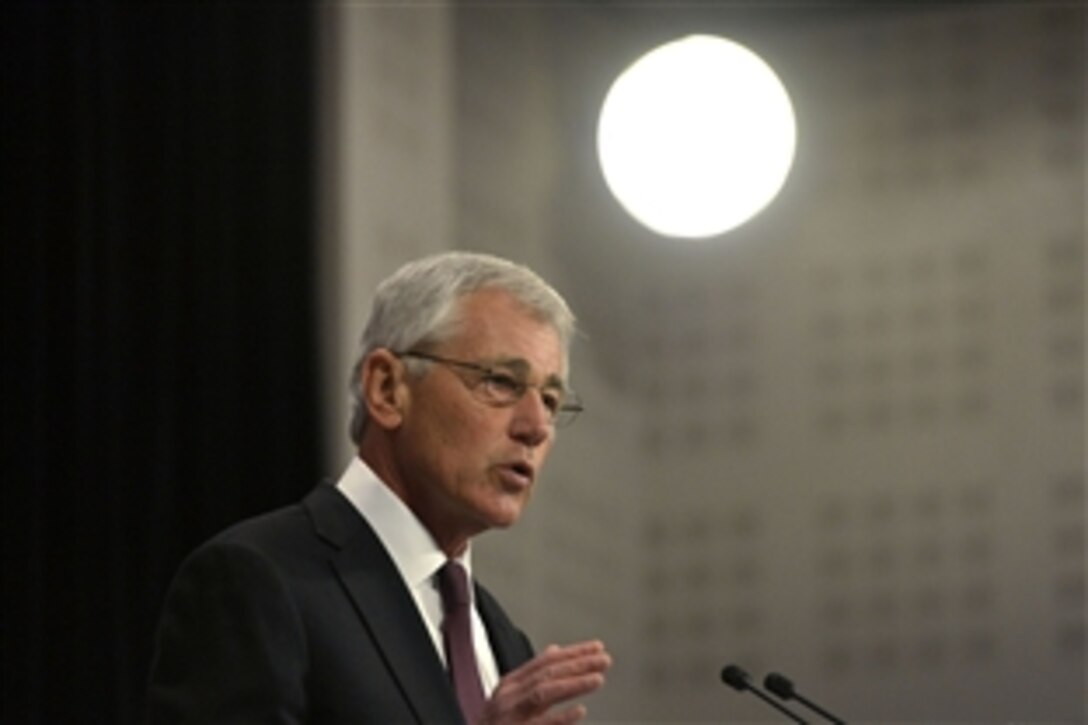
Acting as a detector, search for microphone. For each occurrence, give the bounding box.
[721,664,808,723]
[765,671,846,724]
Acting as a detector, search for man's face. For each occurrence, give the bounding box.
[392,288,565,554]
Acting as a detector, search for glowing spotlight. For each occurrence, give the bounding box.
[597,34,797,239]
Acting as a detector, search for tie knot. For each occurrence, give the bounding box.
[437,560,471,613]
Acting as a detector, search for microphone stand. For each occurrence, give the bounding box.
[721,665,808,723]
[765,672,846,724]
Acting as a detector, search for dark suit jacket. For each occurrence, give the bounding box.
[147,484,534,724]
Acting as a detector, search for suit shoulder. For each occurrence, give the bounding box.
[181,484,359,572]
[211,498,308,549]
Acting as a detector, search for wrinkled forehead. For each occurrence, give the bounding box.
[443,289,569,378]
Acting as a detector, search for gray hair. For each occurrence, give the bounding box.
[348,251,576,444]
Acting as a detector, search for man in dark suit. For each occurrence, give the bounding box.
[147,252,612,724]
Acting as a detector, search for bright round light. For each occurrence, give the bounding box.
[597,34,796,239]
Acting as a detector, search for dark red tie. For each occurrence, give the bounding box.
[437,561,486,725]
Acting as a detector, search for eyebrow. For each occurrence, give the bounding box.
[490,357,567,392]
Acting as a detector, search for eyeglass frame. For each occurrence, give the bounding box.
[393,349,584,428]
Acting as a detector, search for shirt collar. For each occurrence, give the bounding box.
[335,456,473,589]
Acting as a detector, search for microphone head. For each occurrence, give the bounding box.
[764,672,796,699]
[720,664,752,691]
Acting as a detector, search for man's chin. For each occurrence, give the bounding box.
[479,497,527,530]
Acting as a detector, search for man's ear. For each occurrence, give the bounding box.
[360,349,409,430]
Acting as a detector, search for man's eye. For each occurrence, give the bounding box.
[541,391,562,414]
[485,372,522,396]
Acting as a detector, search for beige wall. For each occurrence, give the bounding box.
[318,4,1085,721]
[315,3,455,467]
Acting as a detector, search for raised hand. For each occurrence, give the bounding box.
[479,640,612,725]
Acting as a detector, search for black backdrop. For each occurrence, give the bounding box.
[5,4,322,722]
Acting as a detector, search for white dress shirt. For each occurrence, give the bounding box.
[336,456,501,695]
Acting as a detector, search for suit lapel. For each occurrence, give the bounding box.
[304,485,464,725]
[476,583,534,674]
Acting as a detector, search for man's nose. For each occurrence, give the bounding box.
[509,389,552,447]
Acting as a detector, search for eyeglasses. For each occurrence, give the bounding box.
[395,350,584,428]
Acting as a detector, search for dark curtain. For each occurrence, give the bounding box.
[5,4,321,722]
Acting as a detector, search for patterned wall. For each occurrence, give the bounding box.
[545,4,1084,722]
[315,4,455,467]
[319,3,1084,722]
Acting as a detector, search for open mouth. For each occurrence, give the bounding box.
[500,461,535,488]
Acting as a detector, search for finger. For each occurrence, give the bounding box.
[534,672,606,705]
[487,665,606,721]
[497,655,610,710]
[503,641,609,683]
[538,703,588,725]
[505,669,605,720]
[484,641,611,723]
[527,653,612,689]
[534,641,607,663]
[498,643,611,704]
